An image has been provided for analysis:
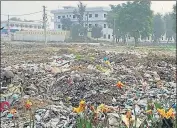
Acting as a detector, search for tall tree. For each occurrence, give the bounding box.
[91,26,103,41]
[164,13,174,43]
[60,18,73,30]
[172,4,176,41]
[107,0,153,46]
[107,4,124,43]
[70,24,87,41]
[73,1,86,26]
[152,13,165,43]
[126,0,153,46]
[172,5,176,33]
[72,2,87,41]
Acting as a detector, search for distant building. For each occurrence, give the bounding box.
[1,20,43,34]
[51,6,113,41]
[50,6,175,43]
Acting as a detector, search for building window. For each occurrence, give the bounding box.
[162,37,163,40]
[29,25,32,28]
[129,36,130,39]
[67,15,68,17]
[147,37,149,40]
[34,26,37,29]
[70,15,71,17]
[62,16,65,18]
[89,24,92,28]
[73,15,76,18]
[108,24,111,28]
[89,14,92,18]
[25,25,28,28]
[38,26,41,29]
[104,14,107,18]
[104,34,106,39]
[108,34,110,39]
[58,24,61,28]
[104,24,106,28]
[95,24,98,27]
[95,14,98,17]
[85,24,88,27]
[58,16,61,19]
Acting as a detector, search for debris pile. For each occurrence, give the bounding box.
[1,43,176,127]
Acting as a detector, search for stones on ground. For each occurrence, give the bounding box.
[1,44,176,127]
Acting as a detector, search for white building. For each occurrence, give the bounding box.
[51,6,113,41]
[1,20,43,31]
[51,6,175,43]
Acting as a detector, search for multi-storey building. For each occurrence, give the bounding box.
[1,20,43,34]
[51,6,113,41]
[51,6,175,43]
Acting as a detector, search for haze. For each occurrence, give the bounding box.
[1,1,176,29]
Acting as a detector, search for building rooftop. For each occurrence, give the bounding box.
[51,6,111,14]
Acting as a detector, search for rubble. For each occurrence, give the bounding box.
[1,43,176,127]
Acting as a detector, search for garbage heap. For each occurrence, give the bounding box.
[1,46,176,128]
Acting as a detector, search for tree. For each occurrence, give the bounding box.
[10,17,22,21]
[172,5,176,33]
[107,4,126,43]
[73,1,86,26]
[107,0,153,46]
[91,26,103,41]
[164,13,174,43]
[60,18,73,30]
[71,1,87,42]
[70,24,87,41]
[172,4,176,42]
[152,13,165,43]
[124,0,153,46]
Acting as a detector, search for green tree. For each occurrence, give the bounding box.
[172,4,176,42]
[60,18,73,30]
[73,1,86,26]
[107,4,126,43]
[172,5,176,33]
[125,0,153,46]
[91,26,103,41]
[72,1,87,41]
[70,24,87,41]
[152,13,165,43]
[107,0,153,46]
[164,13,174,43]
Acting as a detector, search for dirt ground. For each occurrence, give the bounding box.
[1,41,176,67]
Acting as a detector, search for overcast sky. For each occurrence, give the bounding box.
[1,1,176,29]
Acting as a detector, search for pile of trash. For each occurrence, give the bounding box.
[1,45,176,127]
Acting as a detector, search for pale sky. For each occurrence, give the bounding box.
[1,1,176,29]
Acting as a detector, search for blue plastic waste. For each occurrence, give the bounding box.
[103,57,108,61]
[7,113,13,118]
[12,94,19,100]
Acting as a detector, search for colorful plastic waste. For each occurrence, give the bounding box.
[0,101,10,112]
[103,57,108,61]
[7,113,13,119]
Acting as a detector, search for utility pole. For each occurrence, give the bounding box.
[113,18,116,44]
[7,15,10,36]
[86,12,89,44]
[43,6,47,44]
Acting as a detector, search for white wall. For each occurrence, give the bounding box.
[13,31,69,42]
